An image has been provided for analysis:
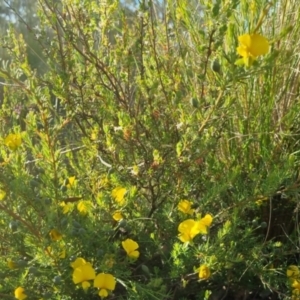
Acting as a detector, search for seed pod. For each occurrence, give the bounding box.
[211,59,221,73]
[260,222,267,228]
[141,264,151,276]
[53,275,62,285]
[9,221,18,232]
[28,266,39,275]
[190,97,199,108]
[17,259,28,268]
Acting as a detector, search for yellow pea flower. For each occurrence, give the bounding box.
[66,176,76,188]
[288,265,300,279]
[112,211,123,221]
[14,287,27,300]
[49,229,62,241]
[4,133,22,151]
[94,273,116,299]
[292,280,300,290]
[7,258,17,269]
[195,214,213,234]
[178,200,194,215]
[59,201,73,214]
[178,214,213,243]
[77,200,92,215]
[73,263,96,290]
[236,33,269,67]
[111,187,127,205]
[71,257,87,269]
[122,238,140,259]
[0,189,6,201]
[178,219,200,243]
[199,265,211,280]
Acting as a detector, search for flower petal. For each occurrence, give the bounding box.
[292,279,300,289]
[199,265,211,280]
[112,211,123,221]
[193,221,207,235]
[178,219,195,233]
[178,200,194,215]
[49,229,62,241]
[4,133,22,151]
[112,187,127,204]
[238,34,252,49]
[14,287,27,300]
[237,33,269,58]
[82,281,91,290]
[248,34,269,56]
[94,273,106,288]
[287,265,300,278]
[99,288,109,298]
[94,273,116,291]
[122,239,139,255]
[200,214,213,227]
[237,45,248,57]
[72,263,96,284]
[128,250,140,259]
[178,232,191,243]
[71,257,86,269]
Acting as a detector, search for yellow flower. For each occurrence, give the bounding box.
[77,200,92,215]
[94,273,116,299]
[91,129,98,141]
[199,265,211,280]
[288,265,300,279]
[178,219,200,242]
[292,286,300,299]
[73,263,96,290]
[195,214,213,234]
[59,201,73,214]
[178,200,194,215]
[122,238,140,259]
[49,229,62,241]
[236,33,269,66]
[292,279,300,289]
[45,246,52,256]
[112,211,123,221]
[59,249,66,259]
[178,215,213,243]
[7,258,17,269]
[71,257,87,269]
[4,133,22,151]
[0,189,6,201]
[111,187,127,205]
[66,176,76,188]
[14,287,27,300]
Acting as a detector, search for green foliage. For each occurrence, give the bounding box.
[1,0,300,299]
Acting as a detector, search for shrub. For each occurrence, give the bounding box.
[1,0,300,299]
